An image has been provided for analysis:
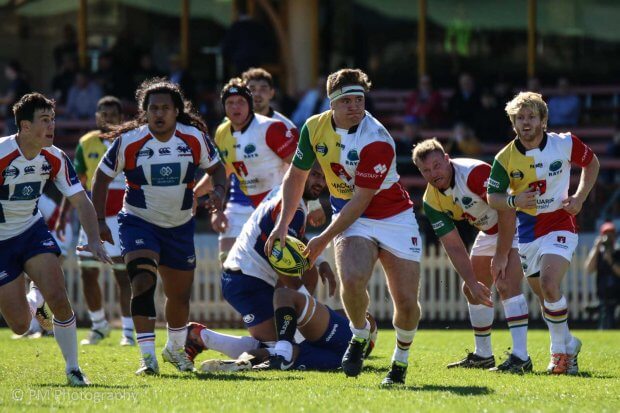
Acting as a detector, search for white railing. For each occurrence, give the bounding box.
[60,243,597,326]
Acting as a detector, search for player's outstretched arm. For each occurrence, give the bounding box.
[91,169,114,244]
[68,190,113,264]
[265,165,309,256]
[440,229,493,307]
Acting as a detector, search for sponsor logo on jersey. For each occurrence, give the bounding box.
[373,163,387,175]
[285,129,294,139]
[510,169,524,179]
[232,161,249,177]
[2,165,19,178]
[346,149,359,165]
[10,182,41,201]
[24,165,36,175]
[557,235,566,243]
[411,237,418,246]
[316,143,328,156]
[549,159,563,176]
[295,147,303,160]
[487,177,500,189]
[176,144,192,156]
[41,162,52,174]
[88,152,100,159]
[432,221,444,230]
[530,162,543,169]
[461,196,473,206]
[330,163,353,185]
[137,148,154,158]
[159,147,171,155]
[244,144,258,158]
[336,142,346,149]
[150,163,181,186]
[243,314,255,324]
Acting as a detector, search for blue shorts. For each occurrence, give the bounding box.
[221,269,274,327]
[118,212,196,270]
[0,218,60,286]
[294,308,352,370]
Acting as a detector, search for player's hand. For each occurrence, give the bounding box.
[98,220,114,245]
[465,281,493,307]
[77,241,113,265]
[318,261,337,297]
[491,253,509,281]
[514,188,537,209]
[54,213,67,242]
[265,222,289,257]
[210,210,229,233]
[199,193,223,214]
[307,208,326,227]
[304,235,330,266]
[562,195,583,215]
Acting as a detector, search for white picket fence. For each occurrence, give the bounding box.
[60,242,598,326]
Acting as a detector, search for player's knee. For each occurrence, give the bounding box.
[127,257,157,294]
[394,294,420,314]
[10,315,31,335]
[540,276,560,299]
[340,272,366,293]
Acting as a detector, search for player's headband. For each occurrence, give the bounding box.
[328,85,365,102]
[221,85,254,111]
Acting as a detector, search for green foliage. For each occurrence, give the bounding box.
[0,329,619,412]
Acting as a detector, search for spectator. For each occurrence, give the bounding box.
[291,75,330,128]
[403,74,445,127]
[0,60,31,134]
[168,54,195,101]
[446,122,481,158]
[133,52,163,88]
[396,118,423,176]
[53,24,78,69]
[51,54,78,105]
[526,76,542,93]
[473,89,512,142]
[95,52,132,99]
[547,77,581,127]
[585,222,620,329]
[447,73,480,125]
[65,71,103,119]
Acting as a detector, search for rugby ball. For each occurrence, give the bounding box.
[268,235,310,277]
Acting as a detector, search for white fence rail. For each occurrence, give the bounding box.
[60,243,598,326]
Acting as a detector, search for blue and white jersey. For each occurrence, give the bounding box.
[0,135,82,240]
[224,185,308,286]
[98,122,220,228]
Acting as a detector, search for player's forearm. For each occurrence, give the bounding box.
[279,166,309,228]
[70,192,100,244]
[584,248,598,274]
[91,169,113,219]
[441,233,478,287]
[206,162,228,199]
[495,209,517,257]
[574,155,600,203]
[487,193,511,211]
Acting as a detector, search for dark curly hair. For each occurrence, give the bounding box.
[102,77,208,139]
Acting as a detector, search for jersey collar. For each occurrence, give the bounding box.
[267,107,275,118]
[515,132,548,154]
[439,163,456,194]
[330,116,359,134]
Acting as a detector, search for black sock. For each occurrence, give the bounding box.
[274,306,297,343]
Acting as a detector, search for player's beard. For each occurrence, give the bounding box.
[517,124,544,144]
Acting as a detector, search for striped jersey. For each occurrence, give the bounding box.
[0,135,82,240]
[74,130,125,216]
[215,113,298,207]
[293,110,412,219]
[98,123,220,228]
[224,186,307,286]
[423,158,498,237]
[487,132,594,242]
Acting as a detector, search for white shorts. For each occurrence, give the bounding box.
[334,209,422,262]
[77,215,122,259]
[517,230,578,277]
[470,232,519,257]
[218,203,254,241]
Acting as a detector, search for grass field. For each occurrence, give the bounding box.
[0,328,619,412]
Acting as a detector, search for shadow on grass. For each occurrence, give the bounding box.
[157,372,304,382]
[32,383,147,389]
[381,384,493,395]
[526,371,612,379]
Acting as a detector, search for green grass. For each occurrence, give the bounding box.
[0,328,619,412]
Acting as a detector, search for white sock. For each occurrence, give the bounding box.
[121,317,135,337]
[274,340,293,362]
[166,325,187,350]
[53,313,79,373]
[88,309,107,330]
[468,303,494,358]
[26,285,44,315]
[349,320,371,341]
[29,317,42,333]
[392,325,416,364]
[544,297,570,354]
[137,332,156,357]
[200,328,260,359]
[502,295,529,361]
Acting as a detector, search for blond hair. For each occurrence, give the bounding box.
[326,68,372,96]
[505,91,548,127]
[412,138,445,165]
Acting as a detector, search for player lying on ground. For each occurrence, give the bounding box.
[185,287,377,372]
